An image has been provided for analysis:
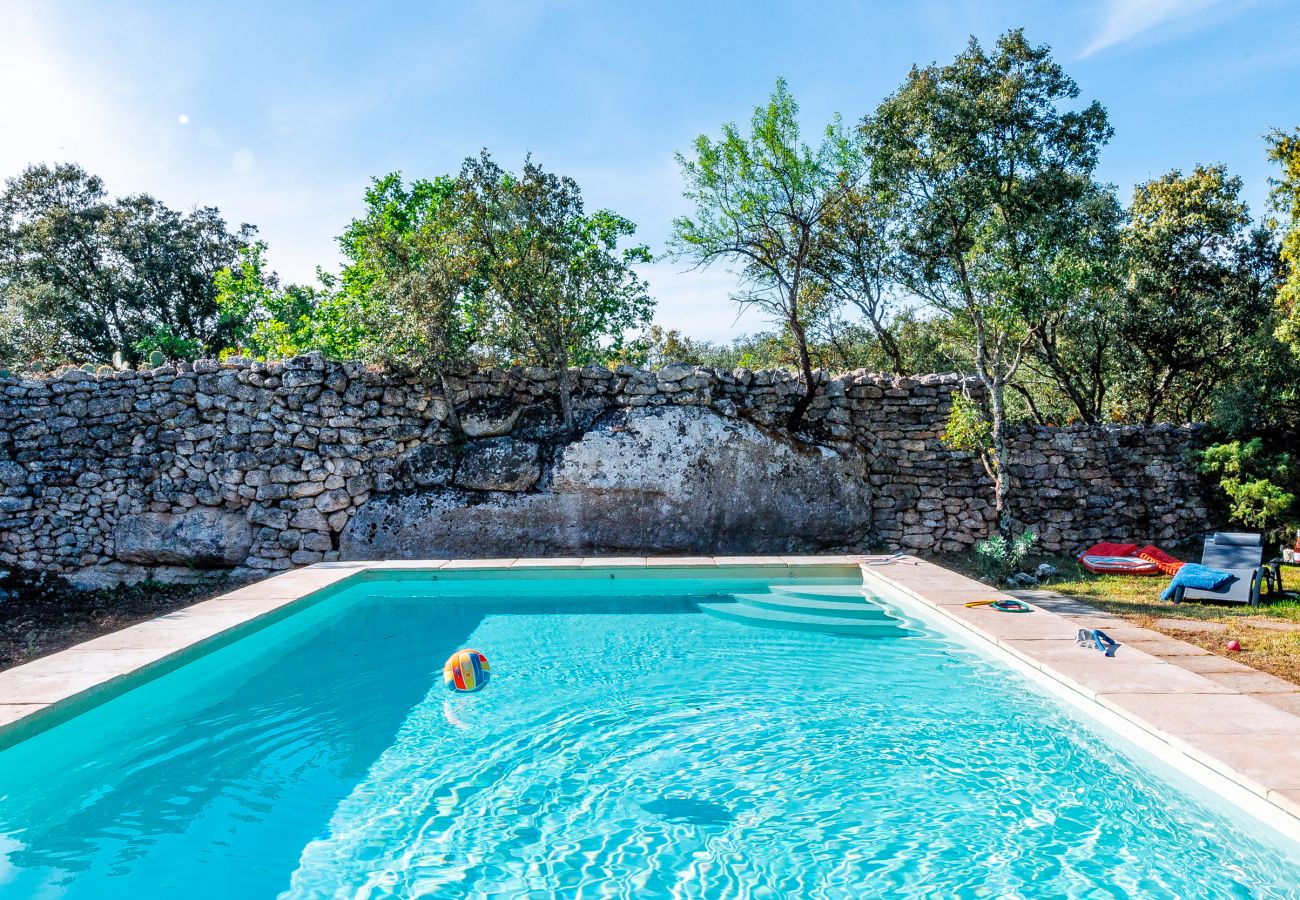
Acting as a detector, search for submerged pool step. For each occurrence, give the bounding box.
[767,584,876,601]
[731,592,896,621]
[697,602,902,637]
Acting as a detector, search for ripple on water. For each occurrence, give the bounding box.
[281,606,1300,899]
[1,590,1297,898]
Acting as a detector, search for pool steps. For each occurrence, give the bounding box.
[729,592,896,620]
[699,585,904,636]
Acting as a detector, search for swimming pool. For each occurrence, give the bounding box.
[1,566,1298,897]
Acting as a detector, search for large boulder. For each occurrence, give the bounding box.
[454,437,541,492]
[114,508,254,567]
[341,406,871,559]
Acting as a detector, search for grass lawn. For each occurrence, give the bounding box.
[939,553,1300,686]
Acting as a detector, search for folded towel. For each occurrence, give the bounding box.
[1160,563,1236,601]
[1138,544,1184,576]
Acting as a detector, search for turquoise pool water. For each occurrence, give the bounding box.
[1,569,1299,898]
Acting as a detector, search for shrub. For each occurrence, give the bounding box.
[975,529,1038,582]
[1198,439,1297,540]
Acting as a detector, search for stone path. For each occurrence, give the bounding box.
[1011,589,1300,717]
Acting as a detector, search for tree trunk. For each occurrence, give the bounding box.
[1010,382,1048,427]
[1143,369,1175,425]
[786,315,817,431]
[988,378,1011,535]
[1033,331,1099,425]
[880,326,906,376]
[556,366,576,433]
[439,371,464,440]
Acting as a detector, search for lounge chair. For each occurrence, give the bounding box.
[1171,532,1265,606]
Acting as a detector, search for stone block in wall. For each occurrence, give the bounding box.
[449,437,542,492]
[114,508,254,567]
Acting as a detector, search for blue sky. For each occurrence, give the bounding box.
[3,0,1297,340]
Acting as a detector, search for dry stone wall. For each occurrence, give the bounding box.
[0,354,1213,588]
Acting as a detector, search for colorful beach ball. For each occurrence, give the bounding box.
[443,649,491,693]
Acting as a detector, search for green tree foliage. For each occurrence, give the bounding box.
[672,79,866,429]
[942,389,999,492]
[213,242,366,361]
[1268,127,1300,358]
[1117,165,1280,424]
[638,310,957,375]
[0,163,253,365]
[810,181,907,374]
[456,152,654,431]
[864,29,1112,527]
[1199,439,1297,538]
[1017,185,1127,425]
[337,173,485,435]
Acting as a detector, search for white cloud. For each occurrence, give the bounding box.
[1081,0,1238,57]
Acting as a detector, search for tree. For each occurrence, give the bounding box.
[213,242,367,362]
[672,79,866,429]
[1199,439,1297,540]
[811,181,907,374]
[1018,184,1126,425]
[0,163,253,364]
[1269,127,1300,358]
[456,152,654,432]
[863,30,1112,529]
[1117,165,1279,424]
[342,172,485,436]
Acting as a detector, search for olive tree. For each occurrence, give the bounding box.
[456,152,653,432]
[340,173,484,436]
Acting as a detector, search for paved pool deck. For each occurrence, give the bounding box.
[2,554,1299,832]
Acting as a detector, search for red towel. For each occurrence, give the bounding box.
[1137,544,1184,576]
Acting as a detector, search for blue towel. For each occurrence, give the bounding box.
[1160,563,1236,601]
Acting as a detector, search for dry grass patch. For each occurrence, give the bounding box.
[1135,617,1300,684]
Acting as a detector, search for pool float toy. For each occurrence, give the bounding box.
[990,598,1031,613]
[443,649,490,693]
[963,598,999,608]
[1075,628,1119,657]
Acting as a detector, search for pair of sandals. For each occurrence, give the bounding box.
[1076,628,1120,658]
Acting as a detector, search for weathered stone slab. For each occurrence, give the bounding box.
[341,407,872,559]
[114,509,254,567]
[453,437,541,492]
